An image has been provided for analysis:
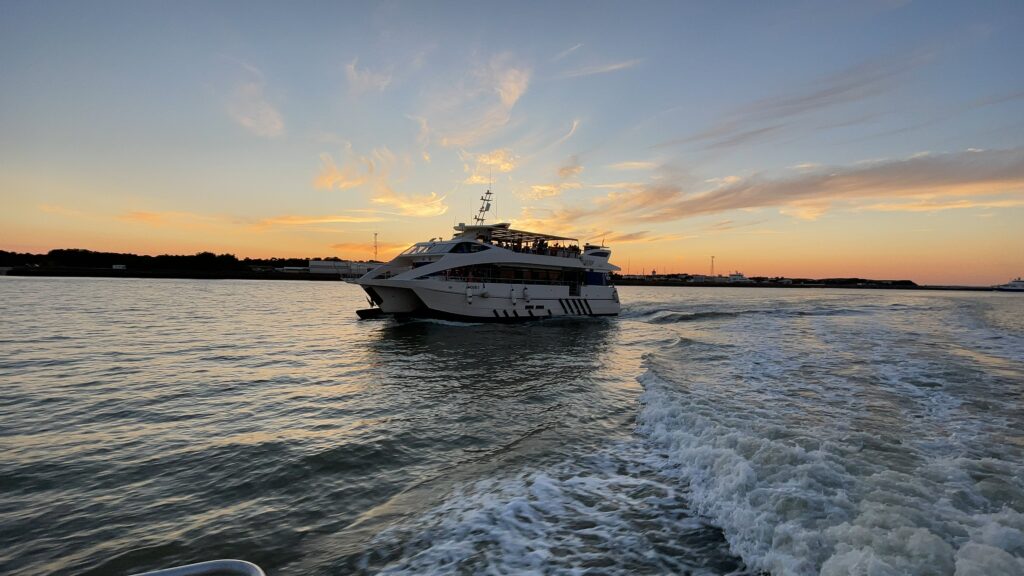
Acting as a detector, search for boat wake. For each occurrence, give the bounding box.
[355,293,1024,575]
[354,444,748,575]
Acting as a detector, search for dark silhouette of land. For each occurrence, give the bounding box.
[0,249,364,281]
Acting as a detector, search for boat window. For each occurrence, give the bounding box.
[401,243,441,256]
[450,242,491,253]
[588,251,610,258]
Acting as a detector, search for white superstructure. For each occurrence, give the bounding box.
[996,277,1024,292]
[356,191,620,321]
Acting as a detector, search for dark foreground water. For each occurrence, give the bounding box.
[1,278,1023,575]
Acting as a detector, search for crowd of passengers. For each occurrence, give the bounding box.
[480,236,581,258]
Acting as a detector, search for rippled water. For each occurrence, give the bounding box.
[1,277,1022,575]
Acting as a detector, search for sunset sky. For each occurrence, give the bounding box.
[2,1,1022,284]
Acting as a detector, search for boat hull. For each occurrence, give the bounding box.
[358,278,620,321]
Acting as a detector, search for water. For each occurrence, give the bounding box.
[1,278,1022,575]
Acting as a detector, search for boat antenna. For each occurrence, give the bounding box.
[373,232,378,261]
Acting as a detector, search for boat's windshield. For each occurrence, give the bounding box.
[400,242,453,256]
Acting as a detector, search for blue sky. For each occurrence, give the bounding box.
[2,1,1022,283]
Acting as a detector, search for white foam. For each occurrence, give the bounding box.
[632,296,1024,575]
[358,447,744,575]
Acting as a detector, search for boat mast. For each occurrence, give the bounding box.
[473,189,493,225]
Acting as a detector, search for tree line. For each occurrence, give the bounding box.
[0,249,373,270]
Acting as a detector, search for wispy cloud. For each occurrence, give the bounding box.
[510,215,694,246]
[552,43,583,62]
[523,148,1024,226]
[407,115,432,161]
[38,204,84,217]
[116,210,224,228]
[562,59,642,78]
[423,53,531,148]
[608,160,657,171]
[314,148,368,190]
[558,155,583,179]
[517,155,584,199]
[703,219,768,233]
[592,181,644,189]
[345,58,392,94]
[227,63,284,138]
[597,230,693,244]
[256,214,386,227]
[119,211,167,224]
[522,119,581,158]
[462,148,517,184]
[859,198,1024,212]
[851,89,1024,143]
[552,119,580,148]
[522,182,583,200]
[314,146,448,217]
[659,53,926,150]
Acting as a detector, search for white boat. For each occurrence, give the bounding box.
[995,277,1024,292]
[356,191,621,321]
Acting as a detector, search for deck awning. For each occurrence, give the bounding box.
[454,222,576,243]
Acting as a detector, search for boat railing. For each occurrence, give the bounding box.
[130,559,265,576]
[487,245,582,260]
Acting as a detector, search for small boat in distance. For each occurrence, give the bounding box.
[995,277,1024,292]
[356,190,621,321]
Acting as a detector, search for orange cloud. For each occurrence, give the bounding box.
[314,146,448,217]
[522,182,582,200]
[462,148,518,184]
[314,152,368,190]
[256,214,386,227]
[118,211,165,224]
[115,210,223,229]
[38,204,83,217]
[859,198,1024,212]
[607,161,657,171]
[330,241,407,259]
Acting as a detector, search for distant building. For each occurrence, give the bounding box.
[112,264,126,270]
[309,260,379,278]
[727,272,752,283]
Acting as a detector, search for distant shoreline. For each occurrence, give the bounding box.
[612,279,994,292]
[1,266,997,291]
[2,266,342,282]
